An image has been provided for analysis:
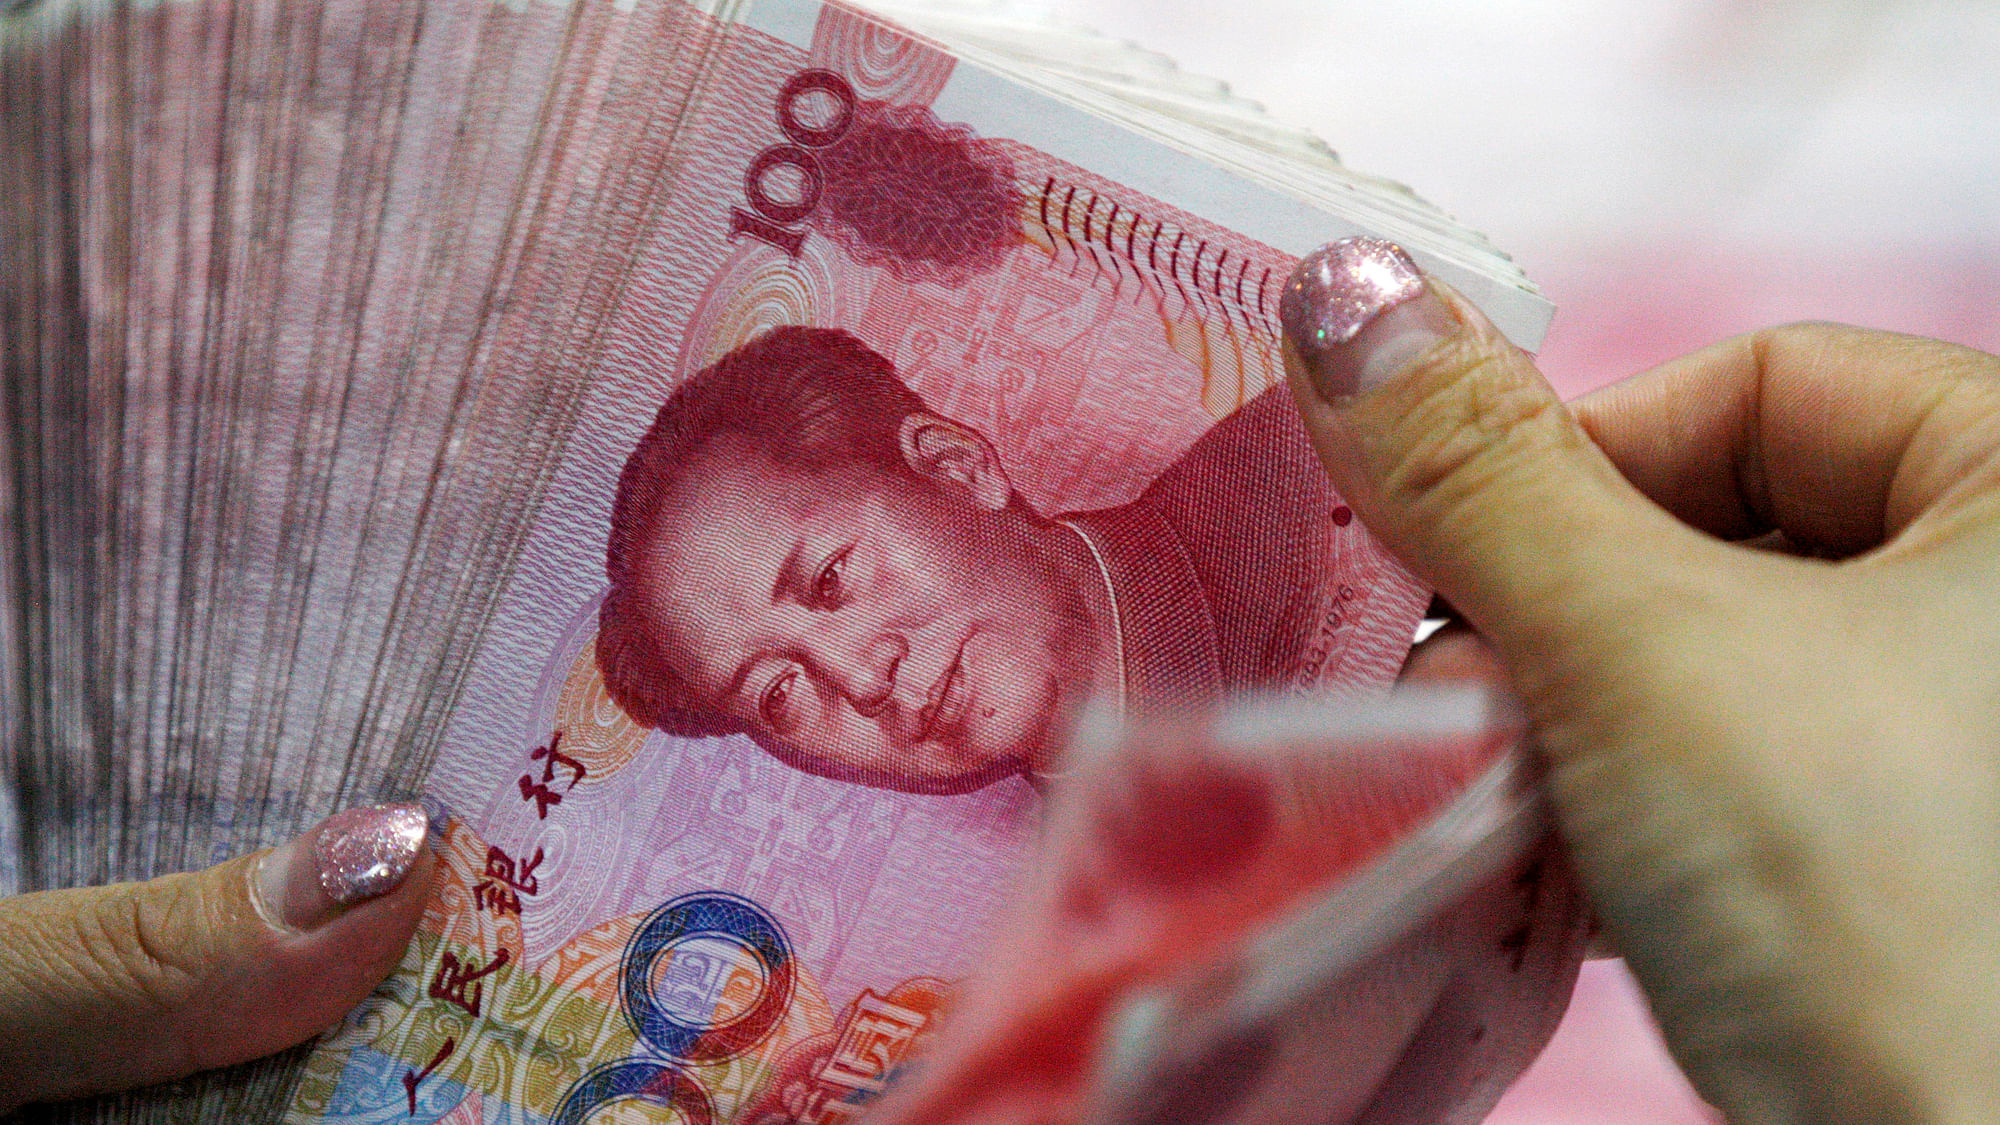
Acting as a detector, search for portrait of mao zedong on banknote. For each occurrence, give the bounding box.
[597,325,1402,796]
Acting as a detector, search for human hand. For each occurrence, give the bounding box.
[1279,238,2000,1125]
[0,803,434,1109]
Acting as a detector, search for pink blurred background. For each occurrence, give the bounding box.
[1038,1,2000,1119]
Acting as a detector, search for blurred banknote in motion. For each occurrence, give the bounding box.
[867,688,1588,1125]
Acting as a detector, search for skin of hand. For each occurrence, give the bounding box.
[0,802,433,1110]
[1279,238,2000,1125]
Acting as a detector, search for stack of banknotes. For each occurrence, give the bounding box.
[0,0,1590,1120]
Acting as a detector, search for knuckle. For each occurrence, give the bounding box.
[63,878,210,1014]
[1757,319,2000,388]
[1748,320,1858,369]
[1374,344,1580,525]
[1919,341,2000,393]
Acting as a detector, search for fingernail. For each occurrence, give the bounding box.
[253,802,429,931]
[1280,236,1458,401]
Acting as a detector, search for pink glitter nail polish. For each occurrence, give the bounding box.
[315,802,429,905]
[1280,236,1452,400]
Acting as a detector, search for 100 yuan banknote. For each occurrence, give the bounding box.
[285,2,1549,1121]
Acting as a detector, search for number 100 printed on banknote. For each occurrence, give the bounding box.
[284,1,1556,1122]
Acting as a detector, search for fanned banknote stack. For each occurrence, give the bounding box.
[0,0,1587,1121]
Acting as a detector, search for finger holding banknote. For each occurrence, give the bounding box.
[0,803,435,1110]
[1279,237,2000,1123]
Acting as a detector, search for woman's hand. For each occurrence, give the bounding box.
[0,803,433,1110]
[1280,237,2000,1124]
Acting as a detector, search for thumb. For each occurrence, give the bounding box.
[0,802,434,1109]
[1278,238,1706,681]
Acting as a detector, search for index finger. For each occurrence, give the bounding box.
[1571,322,2000,556]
